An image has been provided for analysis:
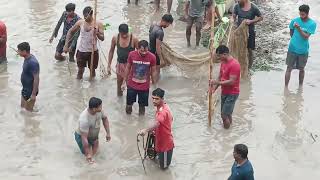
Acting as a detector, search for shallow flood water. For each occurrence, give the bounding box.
[0,0,319,179]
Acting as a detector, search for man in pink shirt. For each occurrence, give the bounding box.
[122,40,157,115]
[0,21,7,63]
[138,88,174,170]
[209,45,241,129]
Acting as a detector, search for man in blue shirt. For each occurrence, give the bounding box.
[285,4,317,87]
[18,42,40,111]
[228,144,254,180]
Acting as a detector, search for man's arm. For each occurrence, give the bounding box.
[31,72,39,98]
[214,6,222,20]
[219,75,237,86]
[290,29,294,37]
[296,25,311,39]
[123,62,132,83]
[133,36,139,49]
[64,20,81,51]
[51,12,65,38]
[102,114,111,141]
[96,22,105,41]
[107,36,116,68]
[0,35,6,45]
[80,132,91,158]
[151,65,157,84]
[155,38,163,62]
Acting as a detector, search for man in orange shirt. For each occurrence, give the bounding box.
[0,21,7,63]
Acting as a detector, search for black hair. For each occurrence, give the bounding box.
[17,42,30,53]
[152,88,165,99]
[299,4,310,14]
[234,144,248,159]
[216,45,229,54]
[138,40,149,49]
[83,6,93,16]
[162,14,174,24]
[119,23,129,33]
[89,97,102,109]
[65,3,76,12]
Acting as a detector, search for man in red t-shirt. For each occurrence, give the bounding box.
[138,88,174,169]
[209,45,241,129]
[122,40,157,115]
[0,21,7,63]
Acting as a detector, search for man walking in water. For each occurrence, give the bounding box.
[185,0,210,47]
[155,0,173,14]
[285,4,316,87]
[209,45,240,129]
[49,3,80,61]
[0,20,7,63]
[228,144,254,180]
[18,42,40,112]
[63,6,105,79]
[149,14,173,81]
[122,40,157,115]
[138,88,174,170]
[233,0,263,69]
[74,97,111,164]
[107,23,139,96]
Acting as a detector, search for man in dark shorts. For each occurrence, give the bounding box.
[149,14,173,81]
[209,45,240,129]
[49,3,80,61]
[107,23,139,96]
[185,0,210,47]
[138,88,174,170]
[233,0,263,69]
[74,97,111,164]
[0,20,7,63]
[228,144,254,180]
[285,4,316,87]
[18,42,40,112]
[63,6,105,79]
[122,40,157,115]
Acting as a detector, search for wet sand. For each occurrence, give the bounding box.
[0,0,319,179]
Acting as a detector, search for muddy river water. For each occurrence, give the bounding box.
[0,0,319,179]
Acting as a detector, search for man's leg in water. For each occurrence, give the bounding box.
[195,16,203,47]
[55,39,66,61]
[21,95,26,109]
[167,0,173,14]
[117,74,124,96]
[285,51,296,86]
[298,54,308,86]
[55,52,65,61]
[138,89,149,115]
[186,16,194,47]
[126,87,137,114]
[299,68,305,86]
[248,48,254,69]
[221,95,238,129]
[155,0,160,12]
[92,139,99,157]
[203,4,213,30]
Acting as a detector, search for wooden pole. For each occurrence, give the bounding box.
[90,0,98,80]
[208,5,216,127]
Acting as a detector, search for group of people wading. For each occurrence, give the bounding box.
[0,0,317,179]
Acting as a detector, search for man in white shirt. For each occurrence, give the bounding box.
[74,97,111,164]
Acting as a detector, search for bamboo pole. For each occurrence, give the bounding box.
[208,5,216,127]
[90,0,98,80]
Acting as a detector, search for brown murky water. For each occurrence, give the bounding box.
[0,0,319,179]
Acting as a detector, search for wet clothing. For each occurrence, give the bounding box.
[188,0,210,17]
[288,17,316,55]
[221,94,238,115]
[75,108,106,139]
[155,103,174,152]
[220,58,241,95]
[126,87,149,106]
[187,15,204,29]
[286,51,308,69]
[117,34,135,63]
[78,22,98,52]
[229,160,254,180]
[149,24,164,65]
[0,21,7,61]
[76,50,99,69]
[233,3,262,49]
[127,51,156,91]
[21,55,40,100]
[159,149,173,169]
[52,12,80,53]
[74,132,97,154]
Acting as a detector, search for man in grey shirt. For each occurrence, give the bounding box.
[185,0,211,47]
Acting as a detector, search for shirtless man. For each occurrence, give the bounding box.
[107,24,139,96]
[63,6,105,79]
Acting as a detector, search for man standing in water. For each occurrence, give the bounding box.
[107,23,139,96]
[209,45,240,129]
[185,0,211,47]
[49,3,80,61]
[18,42,40,112]
[122,40,157,115]
[285,4,317,87]
[228,144,254,180]
[233,0,263,69]
[149,14,173,81]
[155,0,173,14]
[138,88,174,170]
[63,6,105,79]
[0,20,7,63]
[74,97,111,164]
